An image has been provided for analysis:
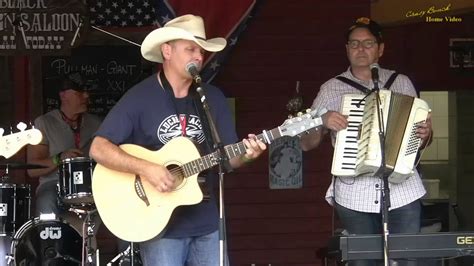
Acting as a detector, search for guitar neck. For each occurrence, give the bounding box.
[182,127,283,176]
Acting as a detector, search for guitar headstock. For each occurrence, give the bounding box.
[279,109,323,138]
[0,122,43,159]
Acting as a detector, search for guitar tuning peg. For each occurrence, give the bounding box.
[287,114,294,119]
[297,111,303,117]
[306,108,312,113]
[17,122,27,131]
[0,128,3,136]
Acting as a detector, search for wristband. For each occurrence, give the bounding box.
[52,152,62,165]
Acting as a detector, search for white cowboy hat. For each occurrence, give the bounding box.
[141,14,227,63]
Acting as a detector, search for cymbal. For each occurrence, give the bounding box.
[0,162,47,169]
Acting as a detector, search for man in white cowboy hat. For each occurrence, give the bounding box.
[90,14,266,265]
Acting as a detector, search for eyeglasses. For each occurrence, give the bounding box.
[347,39,377,49]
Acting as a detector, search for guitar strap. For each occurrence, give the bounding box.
[159,71,192,138]
[336,72,399,92]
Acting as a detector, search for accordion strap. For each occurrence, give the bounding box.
[336,72,399,93]
[335,76,370,94]
[384,72,398,90]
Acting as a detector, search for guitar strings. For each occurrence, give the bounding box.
[168,156,209,178]
[169,167,184,178]
[165,140,257,179]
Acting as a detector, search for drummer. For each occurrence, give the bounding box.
[27,73,101,217]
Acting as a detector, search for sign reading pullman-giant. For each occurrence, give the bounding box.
[0,0,88,55]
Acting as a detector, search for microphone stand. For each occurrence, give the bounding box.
[194,81,232,266]
[372,77,393,266]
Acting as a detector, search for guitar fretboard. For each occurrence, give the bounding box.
[181,127,283,177]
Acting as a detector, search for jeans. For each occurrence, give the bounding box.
[140,230,219,266]
[335,200,421,266]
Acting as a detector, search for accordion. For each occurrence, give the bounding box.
[331,90,431,183]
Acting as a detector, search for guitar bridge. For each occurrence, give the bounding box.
[135,175,150,206]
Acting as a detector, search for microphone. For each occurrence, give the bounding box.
[185,62,202,84]
[370,63,379,90]
[355,63,380,106]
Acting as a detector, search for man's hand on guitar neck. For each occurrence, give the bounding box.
[230,134,267,169]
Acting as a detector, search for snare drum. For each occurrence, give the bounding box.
[58,157,96,206]
[0,184,31,236]
[10,217,82,265]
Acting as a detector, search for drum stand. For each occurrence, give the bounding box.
[69,207,100,265]
[85,210,98,265]
[1,164,10,182]
[107,242,140,266]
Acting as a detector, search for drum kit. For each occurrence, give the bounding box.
[0,157,141,265]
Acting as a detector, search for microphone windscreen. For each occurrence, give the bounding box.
[369,63,380,86]
[185,62,200,77]
[369,63,380,70]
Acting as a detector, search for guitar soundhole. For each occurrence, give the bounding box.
[166,164,185,190]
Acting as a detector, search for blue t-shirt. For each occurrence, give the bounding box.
[95,74,238,238]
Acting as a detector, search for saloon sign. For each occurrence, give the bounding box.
[0,0,88,55]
